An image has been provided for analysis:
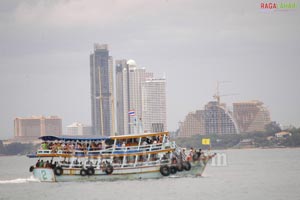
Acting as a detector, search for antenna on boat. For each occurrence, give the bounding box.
[138,118,144,133]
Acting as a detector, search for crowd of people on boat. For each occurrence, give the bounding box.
[39,141,106,152]
[39,135,166,154]
[186,148,203,161]
[35,159,57,168]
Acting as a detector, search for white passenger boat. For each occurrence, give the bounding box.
[28,132,214,182]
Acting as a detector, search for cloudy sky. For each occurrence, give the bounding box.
[1,0,299,139]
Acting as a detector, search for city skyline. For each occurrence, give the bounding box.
[1,0,299,139]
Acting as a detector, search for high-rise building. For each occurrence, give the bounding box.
[233,100,271,133]
[14,116,62,140]
[115,59,166,134]
[116,59,128,135]
[142,78,167,133]
[90,44,115,136]
[115,59,154,134]
[66,122,92,136]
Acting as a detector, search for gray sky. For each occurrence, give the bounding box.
[1,0,300,139]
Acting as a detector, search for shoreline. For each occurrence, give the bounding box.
[212,146,300,151]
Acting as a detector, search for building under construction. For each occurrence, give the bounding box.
[204,101,238,135]
[178,82,271,137]
[178,100,271,137]
[233,100,271,133]
[178,101,238,137]
[178,110,205,137]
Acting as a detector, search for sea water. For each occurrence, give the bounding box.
[1,148,300,200]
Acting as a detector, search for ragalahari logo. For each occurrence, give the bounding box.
[260,2,297,10]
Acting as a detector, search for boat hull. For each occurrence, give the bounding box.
[32,159,210,182]
[33,168,56,182]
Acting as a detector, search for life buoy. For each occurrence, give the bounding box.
[87,167,95,176]
[29,166,34,172]
[53,166,63,176]
[105,165,113,175]
[170,166,177,174]
[183,161,191,171]
[160,165,170,176]
[80,168,87,176]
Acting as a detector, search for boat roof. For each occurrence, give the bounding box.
[39,132,169,142]
[111,131,169,140]
[39,136,110,142]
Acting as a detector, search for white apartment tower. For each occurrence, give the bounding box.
[116,59,128,135]
[142,78,167,133]
[66,122,92,136]
[116,59,154,134]
[116,59,167,134]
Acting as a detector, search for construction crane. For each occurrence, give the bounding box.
[212,81,239,134]
[213,81,239,105]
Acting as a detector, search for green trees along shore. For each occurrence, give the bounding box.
[174,127,300,149]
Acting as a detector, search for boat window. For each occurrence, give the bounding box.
[150,154,159,161]
[138,154,147,162]
[113,156,122,164]
[126,155,136,163]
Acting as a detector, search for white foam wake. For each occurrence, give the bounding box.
[0,176,40,184]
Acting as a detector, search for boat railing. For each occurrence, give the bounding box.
[37,149,52,154]
[36,141,176,157]
[87,142,172,155]
[57,150,73,155]
[73,149,86,156]
[146,160,160,166]
[111,143,162,154]
[86,150,102,156]
[173,144,187,161]
[114,157,171,168]
[54,155,172,169]
[36,148,76,155]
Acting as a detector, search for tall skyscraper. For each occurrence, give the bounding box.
[116,59,167,134]
[116,59,128,135]
[90,44,115,136]
[142,78,167,133]
[115,59,153,134]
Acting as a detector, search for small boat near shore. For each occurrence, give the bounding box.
[28,132,215,182]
